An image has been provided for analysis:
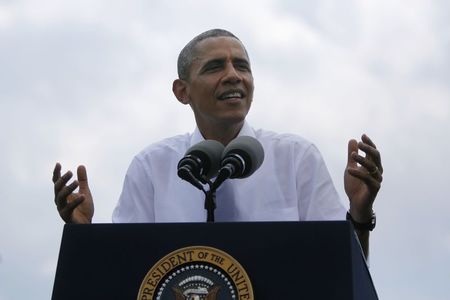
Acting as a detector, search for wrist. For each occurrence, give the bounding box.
[349,204,373,223]
[346,210,376,231]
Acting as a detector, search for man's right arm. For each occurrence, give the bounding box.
[52,163,94,224]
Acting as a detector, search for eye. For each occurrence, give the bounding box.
[236,64,250,71]
[202,61,223,73]
[234,61,251,72]
[205,64,221,71]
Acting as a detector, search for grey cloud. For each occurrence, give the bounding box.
[1,1,450,300]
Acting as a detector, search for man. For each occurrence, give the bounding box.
[53,29,383,258]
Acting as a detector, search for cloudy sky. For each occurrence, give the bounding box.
[0,0,449,299]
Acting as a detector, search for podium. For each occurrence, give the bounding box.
[52,221,378,299]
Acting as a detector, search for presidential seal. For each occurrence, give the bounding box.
[137,246,254,300]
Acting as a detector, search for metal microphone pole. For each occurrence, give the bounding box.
[204,188,216,223]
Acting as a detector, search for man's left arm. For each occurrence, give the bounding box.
[344,134,384,259]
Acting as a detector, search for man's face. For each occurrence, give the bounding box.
[183,36,254,130]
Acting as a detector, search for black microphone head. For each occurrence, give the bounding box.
[178,139,224,180]
[222,136,264,178]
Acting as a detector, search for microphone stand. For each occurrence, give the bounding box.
[203,179,223,223]
[203,169,233,222]
[197,178,216,223]
[198,173,230,223]
[204,187,216,223]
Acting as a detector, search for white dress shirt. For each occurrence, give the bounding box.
[112,122,346,223]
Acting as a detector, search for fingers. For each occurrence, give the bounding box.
[348,134,383,175]
[347,139,358,167]
[52,163,91,223]
[350,152,383,182]
[55,180,79,208]
[361,133,376,148]
[59,195,85,223]
[346,134,383,184]
[54,177,86,222]
[77,165,90,190]
[52,162,62,183]
[53,164,89,196]
[358,134,383,175]
[54,170,73,195]
[53,163,87,208]
[348,168,381,192]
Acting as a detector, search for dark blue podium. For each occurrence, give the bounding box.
[52,221,378,299]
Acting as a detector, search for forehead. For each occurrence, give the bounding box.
[192,36,249,64]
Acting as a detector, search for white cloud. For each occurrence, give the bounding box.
[0,4,14,29]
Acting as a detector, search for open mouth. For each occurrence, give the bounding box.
[217,89,245,101]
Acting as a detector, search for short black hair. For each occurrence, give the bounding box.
[177,29,244,80]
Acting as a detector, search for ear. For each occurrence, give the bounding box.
[172,79,189,105]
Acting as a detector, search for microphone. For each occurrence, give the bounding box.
[212,136,264,190]
[177,140,224,190]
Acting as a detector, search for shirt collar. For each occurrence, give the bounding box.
[189,121,256,147]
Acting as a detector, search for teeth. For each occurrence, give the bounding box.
[221,91,242,99]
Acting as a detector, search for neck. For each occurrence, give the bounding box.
[198,120,244,146]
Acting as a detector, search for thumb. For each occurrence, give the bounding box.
[77,165,90,190]
[347,139,358,168]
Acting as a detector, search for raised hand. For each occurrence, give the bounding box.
[344,134,383,222]
[52,163,94,224]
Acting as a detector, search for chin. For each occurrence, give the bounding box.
[219,114,247,126]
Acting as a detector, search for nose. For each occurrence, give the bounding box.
[222,62,242,84]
